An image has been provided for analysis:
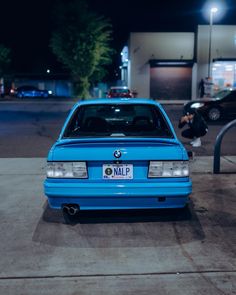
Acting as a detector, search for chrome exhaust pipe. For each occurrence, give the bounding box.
[63,205,79,216]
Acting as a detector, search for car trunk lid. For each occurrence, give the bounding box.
[52,138,183,161]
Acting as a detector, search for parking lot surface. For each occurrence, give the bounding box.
[0,99,236,157]
[0,157,235,294]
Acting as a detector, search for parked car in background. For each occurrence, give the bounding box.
[106,86,133,98]
[184,89,236,121]
[44,98,192,219]
[0,83,4,98]
[11,85,49,98]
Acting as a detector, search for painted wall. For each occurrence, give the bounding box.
[128,32,195,98]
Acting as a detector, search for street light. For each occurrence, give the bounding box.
[208,7,218,78]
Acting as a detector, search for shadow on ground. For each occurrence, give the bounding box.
[32,201,206,248]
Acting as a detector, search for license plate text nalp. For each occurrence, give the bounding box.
[103,164,133,179]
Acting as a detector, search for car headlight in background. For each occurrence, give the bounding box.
[47,162,88,178]
[148,161,189,178]
[190,102,204,109]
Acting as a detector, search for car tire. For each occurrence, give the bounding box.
[17,93,23,98]
[207,107,221,121]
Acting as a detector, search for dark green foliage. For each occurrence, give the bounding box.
[0,44,11,76]
[50,0,114,98]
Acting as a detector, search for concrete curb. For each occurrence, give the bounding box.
[0,97,188,105]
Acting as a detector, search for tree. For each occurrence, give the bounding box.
[0,44,11,77]
[50,0,114,98]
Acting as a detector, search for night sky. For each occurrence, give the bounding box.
[0,0,236,77]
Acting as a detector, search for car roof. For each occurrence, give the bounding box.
[74,98,161,108]
[71,98,164,115]
[110,86,129,89]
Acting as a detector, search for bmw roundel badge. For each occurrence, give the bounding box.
[114,150,122,158]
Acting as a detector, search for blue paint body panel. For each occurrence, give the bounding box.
[44,98,192,211]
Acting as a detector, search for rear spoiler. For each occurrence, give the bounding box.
[55,137,179,147]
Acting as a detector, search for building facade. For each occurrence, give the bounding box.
[121,25,236,100]
[197,25,236,93]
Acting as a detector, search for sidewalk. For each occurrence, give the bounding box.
[0,156,235,295]
[190,155,236,174]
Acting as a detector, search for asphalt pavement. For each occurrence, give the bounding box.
[0,98,236,157]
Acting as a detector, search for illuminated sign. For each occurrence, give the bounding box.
[121,46,129,63]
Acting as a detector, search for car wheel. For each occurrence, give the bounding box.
[17,93,23,98]
[208,107,221,121]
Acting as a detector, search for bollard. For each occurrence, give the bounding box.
[213,118,236,174]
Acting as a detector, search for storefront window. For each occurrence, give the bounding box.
[212,61,236,92]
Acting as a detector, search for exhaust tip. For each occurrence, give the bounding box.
[63,204,80,216]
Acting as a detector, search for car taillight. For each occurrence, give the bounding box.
[47,162,88,178]
[148,161,189,178]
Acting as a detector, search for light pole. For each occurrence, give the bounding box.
[208,7,218,78]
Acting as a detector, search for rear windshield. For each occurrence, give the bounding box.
[63,104,173,138]
[110,89,130,94]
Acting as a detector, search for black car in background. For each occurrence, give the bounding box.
[184,89,236,121]
[12,85,49,98]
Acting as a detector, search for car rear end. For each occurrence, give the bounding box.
[44,99,192,211]
[107,87,133,98]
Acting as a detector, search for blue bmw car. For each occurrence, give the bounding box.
[44,99,192,216]
[14,85,49,98]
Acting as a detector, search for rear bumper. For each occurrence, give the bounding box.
[44,179,192,210]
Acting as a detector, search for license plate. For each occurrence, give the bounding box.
[103,164,133,179]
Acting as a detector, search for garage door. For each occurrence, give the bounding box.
[150,67,192,100]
